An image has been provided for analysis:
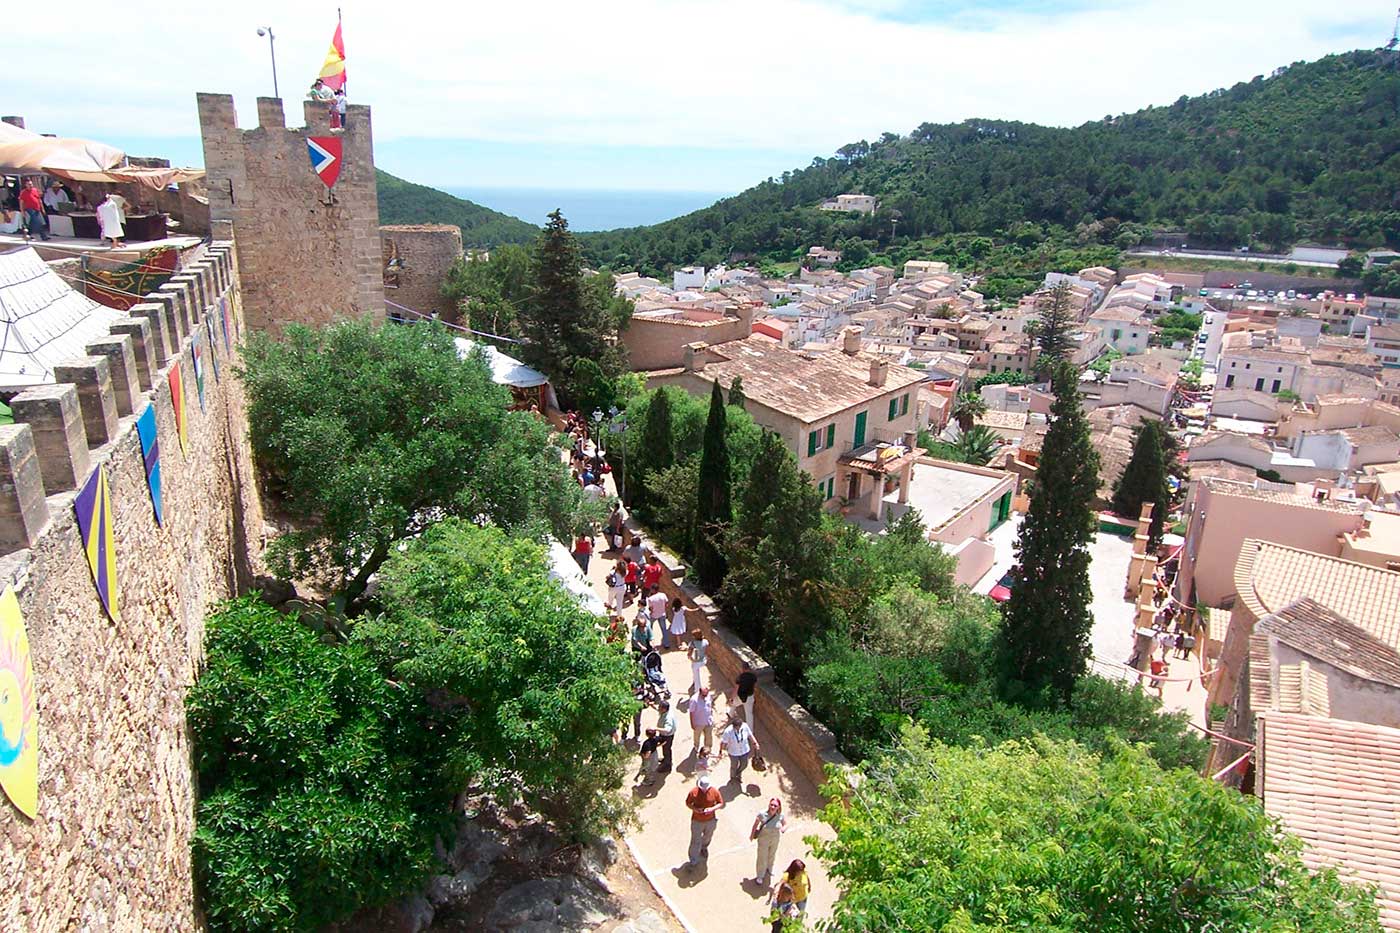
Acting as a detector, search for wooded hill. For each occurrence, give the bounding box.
[376,169,538,247]
[578,49,1400,275]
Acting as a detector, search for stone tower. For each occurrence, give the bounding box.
[196,93,384,335]
[380,224,464,322]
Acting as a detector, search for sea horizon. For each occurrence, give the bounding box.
[442,186,730,233]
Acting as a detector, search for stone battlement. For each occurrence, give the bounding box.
[197,92,384,336]
[0,240,264,929]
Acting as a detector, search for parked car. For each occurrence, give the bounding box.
[989,571,1014,603]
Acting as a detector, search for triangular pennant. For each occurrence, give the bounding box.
[73,466,120,624]
[0,586,39,820]
[220,296,233,354]
[135,404,163,526]
[168,364,189,456]
[307,137,343,188]
[192,332,206,411]
[205,317,221,383]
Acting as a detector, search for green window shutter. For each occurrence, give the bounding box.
[901,393,910,415]
[854,410,868,447]
[826,424,835,448]
[888,398,898,421]
[808,430,819,456]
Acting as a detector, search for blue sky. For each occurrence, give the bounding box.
[6,0,1390,197]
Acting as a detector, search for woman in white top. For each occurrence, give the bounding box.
[669,597,688,655]
[750,797,788,885]
[96,193,124,248]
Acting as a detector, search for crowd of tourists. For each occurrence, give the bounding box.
[552,408,813,929]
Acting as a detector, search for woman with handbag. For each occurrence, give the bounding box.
[750,797,788,885]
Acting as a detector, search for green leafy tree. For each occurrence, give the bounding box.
[952,424,1001,466]
[440,244,533,333]
[1032,282,1075,374]
[353,520,635,837]
[999,363,1100,705]
[240,319,595,610]
[1111,419,1171,551]
[728,376,747,409]
[692,381,732,590]
[629,386,676,517]
[818,726,1379,932]
[189,598,455,932]
[951,391,987,432]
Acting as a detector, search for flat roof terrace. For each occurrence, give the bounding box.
[854,457,1008,534]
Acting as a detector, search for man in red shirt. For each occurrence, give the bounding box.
[18,180,49,241]
[682,775,724,870]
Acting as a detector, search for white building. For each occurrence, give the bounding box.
[673,266,705,290]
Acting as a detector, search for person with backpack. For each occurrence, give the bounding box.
[719,713,759,785]
[606,560,627,611]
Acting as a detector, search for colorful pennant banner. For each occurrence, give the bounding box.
[192,333,207,411]
[206,317,221,383]
[168,364,189,456]
[220,297,233,354]
[73,465,120,624]
[135,404,164,526]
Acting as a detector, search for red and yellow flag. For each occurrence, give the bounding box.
[318,23,347,91]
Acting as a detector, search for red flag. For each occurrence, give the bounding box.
[307,137,343,188]
[318,23,346,91]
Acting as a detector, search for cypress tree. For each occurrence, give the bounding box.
[519,210,583,388]
[998,363,1100,706]
[1033,283,1076,378]
[728,376,746,410]
[693,381,732,589]
[1111,419,1171,552]
[630,387,674,518]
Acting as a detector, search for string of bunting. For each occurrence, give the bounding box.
[0,281,239,819]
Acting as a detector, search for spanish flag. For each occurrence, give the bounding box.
[318,22,347,91]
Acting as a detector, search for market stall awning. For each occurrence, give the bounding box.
[454,337,549,389]
[0,246,125,386]
[47,165,205,190]
[0,124,125,175]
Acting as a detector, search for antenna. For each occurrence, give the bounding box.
[1390,6,1400,49]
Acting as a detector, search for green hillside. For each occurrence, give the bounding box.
[579,49,1400,275]
[375,170,538,247]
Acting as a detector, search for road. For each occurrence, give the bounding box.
[1126,249,1338,269]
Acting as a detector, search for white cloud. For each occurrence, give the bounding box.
[6,0,1389,159]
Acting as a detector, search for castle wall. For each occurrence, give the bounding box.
[0,242,264,930]
[380,223,463,322]
[197,93,384,335]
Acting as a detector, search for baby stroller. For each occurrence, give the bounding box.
[640,649,670,704]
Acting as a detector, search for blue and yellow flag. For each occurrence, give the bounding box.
[73,466,119,623]
[136,404,163,526]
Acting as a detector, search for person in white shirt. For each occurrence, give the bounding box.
[649,701,676,773]
[42,181,71,212]
[719,714,759,785]
[688,686,713,754]
[687,624,707,697]
[96,193,124,248]
[335,88,348,129]
[647,589,670,648]
[669,598,688,656]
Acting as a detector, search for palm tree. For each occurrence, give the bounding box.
[953,425,1001,466]
[952,392,987,432]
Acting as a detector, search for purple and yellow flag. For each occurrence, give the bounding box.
[168,364,189,456]
[136,404,163,526]
[73,466,119,623]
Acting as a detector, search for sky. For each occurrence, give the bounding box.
[6,0,1392,195]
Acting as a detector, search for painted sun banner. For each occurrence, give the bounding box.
[73,465,120,624]
[0,585,39,819]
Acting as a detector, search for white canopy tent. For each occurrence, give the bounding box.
[0,246,124,386]
[546,540,607,617]
[453,336,559,410]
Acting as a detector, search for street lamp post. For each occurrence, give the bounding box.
[256,27,280,100]
[593,407,626,503]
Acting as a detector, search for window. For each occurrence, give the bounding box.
[888,397,899,421]
[1225,374,1236,388]
[808,423,838,457]
[854,410,868,447]
[1255,377,1265,391]
[819,475,835,500]
[900,393,910,416]
[1271,379,1281,393]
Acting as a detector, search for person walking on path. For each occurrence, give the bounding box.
[572,532,594,573]
[630,615,653,658]
[647,588,671,649]
[606,560,627,612]
[683,775,724,870]
[735,661,758,726]
[651,700,677,773]
[642,553,663,592]
[688,686,714,755]
[777,859,811,915]
[669,598,688,655]
[687,626,708,696]
[768,879,798,932]
[750,797,788,885]
[719,713,759,785]
[624,557,640,602]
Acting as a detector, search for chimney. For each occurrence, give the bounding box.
[842,327,862,356]
[683,341,708,373]
[869,358,889,387]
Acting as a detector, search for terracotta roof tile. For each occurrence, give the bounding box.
[1259,711,1400,929]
